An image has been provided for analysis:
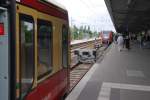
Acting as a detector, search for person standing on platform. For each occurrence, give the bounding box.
[114,34,118,44]
[117,34,124,51]
[125,34,130,50]
[139,33,143,48]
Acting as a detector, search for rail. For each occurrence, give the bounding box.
[70,38,102,67]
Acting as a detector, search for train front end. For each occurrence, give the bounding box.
[0,0,16,100]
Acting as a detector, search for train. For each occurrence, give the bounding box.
[99,31,113,45]
[0,0,70,100]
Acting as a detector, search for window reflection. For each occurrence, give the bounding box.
[37,20,52,79]
[62,25,68,68]
[20,18,34,98]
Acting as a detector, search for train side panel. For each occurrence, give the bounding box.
[16,1,70,99]
[26,70,67,100]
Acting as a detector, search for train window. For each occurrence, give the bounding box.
[62,25,68,68]
[37,19,52,79]
[19,14,34,99]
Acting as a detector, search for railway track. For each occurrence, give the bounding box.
[70,39,101,67]
[69,39,106,92]
[70,64,93,91]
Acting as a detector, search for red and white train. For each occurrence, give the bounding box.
[0,0,70,100]
[99,31,113,44]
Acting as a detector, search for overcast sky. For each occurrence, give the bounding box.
[52,0,115,32]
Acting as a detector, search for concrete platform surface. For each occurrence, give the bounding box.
[66,43,150,100]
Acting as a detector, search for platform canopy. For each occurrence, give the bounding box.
[104,0,150,33]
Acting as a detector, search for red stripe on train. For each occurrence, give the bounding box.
[26,69,69,100]
[20,0,68,20]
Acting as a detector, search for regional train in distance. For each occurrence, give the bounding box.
[99,31,113,45]
[0,0,70,100]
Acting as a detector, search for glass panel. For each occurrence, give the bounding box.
[20,19,34,98]
[62,25,68,68]
[37,20,52,79]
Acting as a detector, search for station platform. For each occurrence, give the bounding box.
[66,42,150,100]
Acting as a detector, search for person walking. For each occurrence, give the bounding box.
[117,34,124,51]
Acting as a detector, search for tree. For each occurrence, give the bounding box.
[70,25,79,40]
[70,25,98,40]
[78,26,84,39]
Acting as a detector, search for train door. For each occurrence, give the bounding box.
[0,7,9,100]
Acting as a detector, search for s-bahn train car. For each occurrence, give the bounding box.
[99,31,113,45]
[0,0,70,100]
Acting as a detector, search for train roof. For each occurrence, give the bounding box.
[100,31,112,33]
[17,0,68,20]
[46,0,67,11]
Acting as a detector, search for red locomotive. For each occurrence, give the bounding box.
[99,31,113,45]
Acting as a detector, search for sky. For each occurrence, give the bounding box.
[50,0,115,32]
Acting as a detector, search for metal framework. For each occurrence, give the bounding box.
[104,0,150,33]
